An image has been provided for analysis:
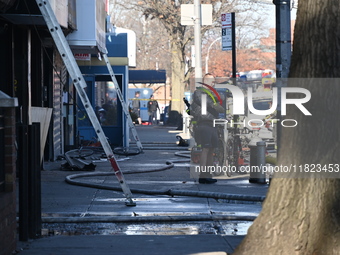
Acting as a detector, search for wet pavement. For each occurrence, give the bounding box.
[16,125,270,255]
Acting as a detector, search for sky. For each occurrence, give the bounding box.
[262,3,297,29]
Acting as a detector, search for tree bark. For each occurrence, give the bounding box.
[233,0,340,254]
[169,39,185,115]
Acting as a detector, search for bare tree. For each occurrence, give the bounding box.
[135,17,171,70]
[108,1,141,29]
[234,0,340,254]
[235,12,268,50]
[109,0,268,119]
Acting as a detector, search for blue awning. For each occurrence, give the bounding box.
[129,70,166,83]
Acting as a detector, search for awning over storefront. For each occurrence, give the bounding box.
[128,70,166,84]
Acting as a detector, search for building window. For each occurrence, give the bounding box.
[0,109,4,192]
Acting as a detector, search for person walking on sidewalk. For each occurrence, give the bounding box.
[147,94,160,125]
[190,73,225,184]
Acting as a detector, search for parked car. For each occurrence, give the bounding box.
[246,70,263,92]
[246,70,263,82]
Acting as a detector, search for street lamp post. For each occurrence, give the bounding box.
[194,0,202,79]
[205,37,221,74]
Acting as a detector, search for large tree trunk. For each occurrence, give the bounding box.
[168,39,186,124]
[233,0,340,254]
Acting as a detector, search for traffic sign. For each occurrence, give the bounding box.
[221,13,232,28]
[221,13,233,51]
[222,28,232,51]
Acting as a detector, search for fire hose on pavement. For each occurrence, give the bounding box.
[55,150,266,224]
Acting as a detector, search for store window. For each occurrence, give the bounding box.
[95,81,118,126]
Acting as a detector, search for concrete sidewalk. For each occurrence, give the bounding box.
[16,125,269,255]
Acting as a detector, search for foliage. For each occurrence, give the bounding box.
[208,47,275,77]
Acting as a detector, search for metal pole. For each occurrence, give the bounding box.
[231,12,237,81]
[248,136,262,183]
[18,124,29,241]
[194,0,202,79]
[274,0,291,79]
[35,123,42,237]
[273,0,291,151]
[256,141,267,184]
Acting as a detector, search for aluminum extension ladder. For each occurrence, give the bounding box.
[35,0,136,206]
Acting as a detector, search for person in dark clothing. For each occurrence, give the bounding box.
[147,95,160,125]
[132,91,141,124]
[190,73,225,184]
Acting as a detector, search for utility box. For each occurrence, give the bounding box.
[67,0,106,54]
[48,0,68,28]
